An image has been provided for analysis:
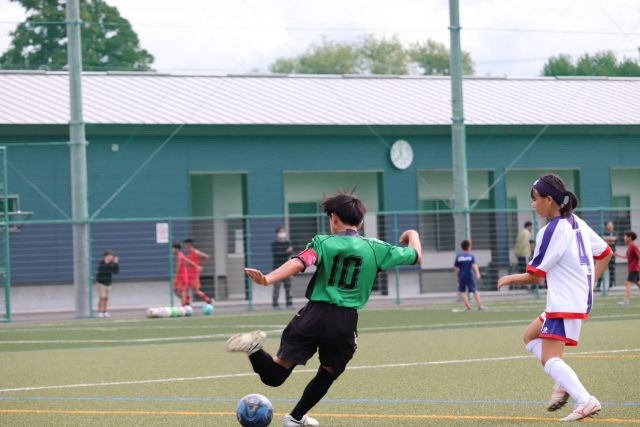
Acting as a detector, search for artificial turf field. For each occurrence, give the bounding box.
[0,296,639,426]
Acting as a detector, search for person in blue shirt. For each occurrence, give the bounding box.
[454,239,484,311]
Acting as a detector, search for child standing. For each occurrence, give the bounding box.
[616,231,640,306]
[454,239,484,311]
[226,192,422,426]
[95,250,119,318]
[497,174,612,421]
[183,238,213,305]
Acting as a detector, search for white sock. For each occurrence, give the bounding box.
[525,338,542,361]
[544,357,590,404]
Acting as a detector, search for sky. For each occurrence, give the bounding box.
[0,0,639,77]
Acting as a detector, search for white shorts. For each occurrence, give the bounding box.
[538,312,582,347]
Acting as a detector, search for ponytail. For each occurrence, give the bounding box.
[560,190,579,217]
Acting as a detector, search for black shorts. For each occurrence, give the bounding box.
[277,301,358,377]
[628,271,640,283]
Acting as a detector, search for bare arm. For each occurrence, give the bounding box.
[196,249,210,261]
[453,267,460,282]
[245,258,305,286]
[400,230,422,265]
[594,252,613,282]
[473,263,481,280]
[497,272,544,290]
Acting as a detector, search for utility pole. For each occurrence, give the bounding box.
[448,0,470,242]
[66,0,91,318]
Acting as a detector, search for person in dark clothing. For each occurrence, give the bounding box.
[271,226,294,309]
[597,221,617,289]
[96,250,119,318]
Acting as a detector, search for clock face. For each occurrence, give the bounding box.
[390,140,413,170]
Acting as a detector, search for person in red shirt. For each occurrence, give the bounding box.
[172,243,200,306]
[616,231,640,306]
[183,238,213,305]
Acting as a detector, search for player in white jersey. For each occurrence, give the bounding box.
[498,174,612,421]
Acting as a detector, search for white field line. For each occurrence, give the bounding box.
[0,324,286,334]
[0,329,284,344]
[0,348,638,394]
[2,313,639,344]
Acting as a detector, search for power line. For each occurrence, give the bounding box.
[1,20,639,36]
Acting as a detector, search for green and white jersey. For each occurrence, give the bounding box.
[295,230,418,309]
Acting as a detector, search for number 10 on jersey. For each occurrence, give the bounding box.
[328,255,363,289]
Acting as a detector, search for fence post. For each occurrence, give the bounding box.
[168,220,174,307]
[393,213,401,305]
[87,221,93,317]
[531,211,541,300]
[598,209,609,296]
[246,217,254,312]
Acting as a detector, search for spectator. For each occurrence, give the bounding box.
[271,226,294,309]
[95,250,119,318]
[454,239,484,311]
[616,231,640,306]
[515,221,533,273]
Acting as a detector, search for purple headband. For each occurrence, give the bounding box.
[532,178,569,206]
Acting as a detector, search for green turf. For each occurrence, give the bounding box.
[1,297,639,426]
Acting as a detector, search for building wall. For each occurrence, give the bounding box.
[1,126,639,286]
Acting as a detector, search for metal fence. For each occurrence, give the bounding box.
[1,207,636,320]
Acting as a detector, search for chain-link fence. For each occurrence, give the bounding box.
[3,207,637,319]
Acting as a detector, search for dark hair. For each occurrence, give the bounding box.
[524,221,532,228]
[183,238,194,244]
[103,250,113,257]
[625,231,637,241]
[461,240,471,251]
[321,192,367,227]
[531,174,579,217]
[172,243,182,250]
[275,225,285,234]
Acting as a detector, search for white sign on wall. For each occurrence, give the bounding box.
[156,222,169,244]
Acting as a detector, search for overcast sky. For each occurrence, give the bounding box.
[1,0,639,77]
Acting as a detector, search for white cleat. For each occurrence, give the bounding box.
[225,330,266,355]
[547,383,570,412]
[282,414,319,426]
[560,396,601,421]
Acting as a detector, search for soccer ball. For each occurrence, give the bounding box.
[202,303,214,315]
[236,393,273,427]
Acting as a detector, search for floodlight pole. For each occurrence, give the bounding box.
[448,0,470,242]
[67,0,91,318]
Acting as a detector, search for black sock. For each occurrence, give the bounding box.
[248,350,292,387]
[290,367,335,421]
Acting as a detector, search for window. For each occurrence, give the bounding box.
[288,202,321,252]
[0,195,19,215]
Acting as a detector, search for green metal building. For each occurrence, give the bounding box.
[0,72,638,288]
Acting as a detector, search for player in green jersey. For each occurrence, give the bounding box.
[226,192,422,426]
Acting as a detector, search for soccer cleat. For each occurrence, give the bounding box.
[96,312,104,318]
[617,300,629,306]
[547,383,570,412]
[103,312,111,318]
[560,396,601,421]
[225,330,266,355]
[282,414,319,426]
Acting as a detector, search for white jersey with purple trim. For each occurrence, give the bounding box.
[527,214,611,319]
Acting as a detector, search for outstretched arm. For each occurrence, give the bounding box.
[399,230,422,265]
[245,258,305,286]
[195,249,210,261]
[497,272,543,290]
